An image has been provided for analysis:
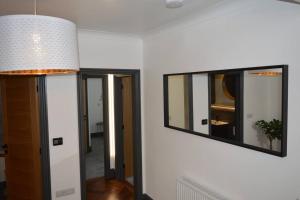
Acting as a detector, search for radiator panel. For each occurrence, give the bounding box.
[177,177,229,200]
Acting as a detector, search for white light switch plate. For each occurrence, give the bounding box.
[56,188,75,198]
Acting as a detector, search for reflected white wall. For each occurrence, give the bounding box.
[168,75,186,129]
[243,71,282,151]
[192,74,209,134]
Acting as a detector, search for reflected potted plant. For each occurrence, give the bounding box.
[255,119,282,151]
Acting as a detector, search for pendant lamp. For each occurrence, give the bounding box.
[0,0,79,75]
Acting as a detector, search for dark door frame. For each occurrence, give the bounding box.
[77,68,143,200]
[0,76,52,200]
[37,76,52,200]
[82,78,91,153]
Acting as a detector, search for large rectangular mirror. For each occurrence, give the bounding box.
[164,65,288,157]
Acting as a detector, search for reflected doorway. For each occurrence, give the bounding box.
[209,72,242,141]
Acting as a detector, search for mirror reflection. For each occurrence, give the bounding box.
[168,74,192,130]
[192,74,209,135]
[164,66,287,156]
[243,68,282,152]
[210,72,241,141]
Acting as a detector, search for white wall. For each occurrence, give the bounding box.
[143,0,300,199]
[47,30,143,200]
[78,30,143,69]
[47,75,81,200]
[87,78,103,134]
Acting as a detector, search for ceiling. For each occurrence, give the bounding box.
[0,0,224,35]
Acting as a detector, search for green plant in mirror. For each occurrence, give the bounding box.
[255,119,282,151]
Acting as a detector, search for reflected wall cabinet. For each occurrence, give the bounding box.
[163,65,288,157]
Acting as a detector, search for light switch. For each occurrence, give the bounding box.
[53,137,63,146]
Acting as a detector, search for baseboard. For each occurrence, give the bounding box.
[142,193,153,200]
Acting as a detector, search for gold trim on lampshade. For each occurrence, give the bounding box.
[0,69,78,75]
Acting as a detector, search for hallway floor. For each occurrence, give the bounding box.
[86,135,105,179]
[87,177,134,200]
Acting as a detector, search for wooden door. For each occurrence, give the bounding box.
[121,77,134,179]
[0,76,42,200]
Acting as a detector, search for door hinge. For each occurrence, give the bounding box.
[36,85,39,92]
[40,148,42,155]
[121,83,124,90]
[123,163,125,168]
[122,124,125,130]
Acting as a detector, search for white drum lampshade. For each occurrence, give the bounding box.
[0,15,79,75]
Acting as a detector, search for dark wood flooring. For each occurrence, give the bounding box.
[87,177,134,200]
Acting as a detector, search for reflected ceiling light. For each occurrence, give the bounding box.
[251,72,282,76]
[0,0,79,75]
[249,68,282,77]
[250,71,282,77]
[166,0,184,8]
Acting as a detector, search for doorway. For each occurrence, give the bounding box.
[0,76,51,200]
[78,69,143,200]
[83,77,107,180]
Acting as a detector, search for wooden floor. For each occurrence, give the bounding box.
[87,177,134,200]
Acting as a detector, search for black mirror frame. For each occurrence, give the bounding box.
[163,65,288,157]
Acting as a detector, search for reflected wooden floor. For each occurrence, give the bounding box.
[87,177,134,200]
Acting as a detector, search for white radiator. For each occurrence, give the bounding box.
[177,177,229,200]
